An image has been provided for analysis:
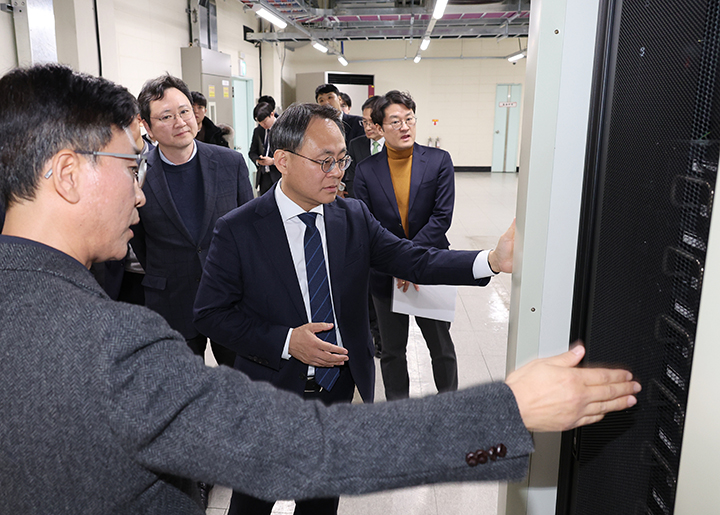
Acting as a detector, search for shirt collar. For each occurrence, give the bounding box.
[158,140,197,166]
[274,180,324,223]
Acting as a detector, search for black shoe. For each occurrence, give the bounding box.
[198,482,212,509]
[374,338,382,359]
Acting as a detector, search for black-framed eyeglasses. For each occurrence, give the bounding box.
[151,108,194,125]
[283,149,352,173]
[45,150,147,187]
[384,116,417,130]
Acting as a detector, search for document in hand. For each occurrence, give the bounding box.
[391,283,457,322]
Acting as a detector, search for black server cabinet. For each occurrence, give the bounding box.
[557,0,720,514]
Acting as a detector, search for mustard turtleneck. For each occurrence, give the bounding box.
[386,144,414,237]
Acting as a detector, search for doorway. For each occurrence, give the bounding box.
[491,84,522,172]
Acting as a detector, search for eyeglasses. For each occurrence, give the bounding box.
[384,116,417,131]
[45,150,147,187]
[359,119,376,128]
[283,149,352,173]
[151,108,194,125]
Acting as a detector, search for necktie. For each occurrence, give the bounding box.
[298,212,340,390]
[262,130,270,172]
[372,140,380,155]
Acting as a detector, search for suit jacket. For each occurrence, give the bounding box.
[193,189,489,402]
[132,141,253,338]
[248,124,281,188]
[345,135,380,198]
[342,113,364,146]
[197,116,229,148]
[0,235,533,514]
[355,143,456,299]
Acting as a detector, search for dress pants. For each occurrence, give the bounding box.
[185,333,236,368]
[227,365,356,515]
[372,294,458,401]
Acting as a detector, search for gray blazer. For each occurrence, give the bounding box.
[0,236,533,515]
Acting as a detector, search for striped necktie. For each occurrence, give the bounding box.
[298,212,340,390]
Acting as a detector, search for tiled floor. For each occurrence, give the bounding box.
[205,171,519,515]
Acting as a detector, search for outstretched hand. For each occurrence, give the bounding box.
[487,219,515,274]
[505,344,641,432]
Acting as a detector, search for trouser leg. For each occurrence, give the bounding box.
[372,294,411,401]
[415,316,458,393]
[227,491,274,515]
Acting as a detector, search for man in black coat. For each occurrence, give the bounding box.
[191,91,230,148]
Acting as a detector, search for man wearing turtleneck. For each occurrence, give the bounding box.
[355,90,478,401]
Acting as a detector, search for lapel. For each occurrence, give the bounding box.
[408,143,427,215]
[253,188,307,323]
[196,143,219,242]
[143,147,195,244]
[374,149,403,227]
[323,201,346,324]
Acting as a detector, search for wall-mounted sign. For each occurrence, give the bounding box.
[208,85,216,98]
[499,101,518,108]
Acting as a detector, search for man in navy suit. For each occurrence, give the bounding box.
[193,103,515,515]
[131,74,253,366]
[315,83,364,147]
[345,95,385,198]
[355,90,472,401]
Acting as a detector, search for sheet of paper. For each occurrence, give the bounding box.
[391,283,457,322]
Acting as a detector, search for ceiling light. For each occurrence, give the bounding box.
[312,41,329,53]
[420,37,430,51]
[432,0,449,20]
[255,7,287,29]
[414,55,422,64]
[507,51,526,63]
[338,55,348,66]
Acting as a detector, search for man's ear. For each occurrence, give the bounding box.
[274,149,289,175]
[142,119,154,141]
[48,150,82,204]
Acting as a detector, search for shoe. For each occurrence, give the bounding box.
[198,482,212,509]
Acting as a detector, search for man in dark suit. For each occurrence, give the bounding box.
[0,63,642,515]
[345,95,385,198]
[249,101,280,195]
[191,91,230,148]
[355,90,466,401]
[132,74,253,366]
[194,103,518,515]
[315,83,364,146]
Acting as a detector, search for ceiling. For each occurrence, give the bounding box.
[240,0,531,44]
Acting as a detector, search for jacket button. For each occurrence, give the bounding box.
[477,449,488,464]
[496,444,507,458]
[465,452,478,467]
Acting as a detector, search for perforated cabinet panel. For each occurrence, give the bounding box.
[559,1,720,513]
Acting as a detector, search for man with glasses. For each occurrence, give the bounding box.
[355,90,472,401]
[194,102,516,515]
[344,95,385,198]
[132,74,253,505]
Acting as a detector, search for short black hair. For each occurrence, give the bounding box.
[314,83,340,101]
[0,64,137,207]
[338,92,352,108]
[270,103,343,154]
[258,95,276,111]
[253,102,274,123]
[138,74,193,128]
[371,90,416,126]
[191,91,207,108]
[361,95,381,112]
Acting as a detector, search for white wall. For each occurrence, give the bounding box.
[0,10,17,75]
[282,38,527,167]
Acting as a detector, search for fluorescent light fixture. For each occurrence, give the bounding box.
[420,37,430,51]
[507,51,526,63]
[312,41,329,53]
[338,55,348,66]
[432,0,449,20]
[413,55,422,63]
[255,7,287,29]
